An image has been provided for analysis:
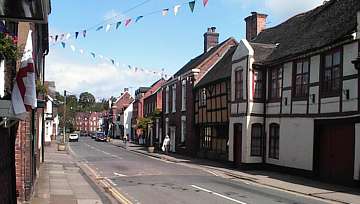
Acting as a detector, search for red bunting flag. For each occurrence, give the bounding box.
[125,19,132,27]
[203,0,209,7]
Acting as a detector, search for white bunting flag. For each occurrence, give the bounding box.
[66,33,71,40]
[79,49,84,54]
[162,9,169,16]
[70,45,76,52]
[174,5,181,16]
[106,24,111,32]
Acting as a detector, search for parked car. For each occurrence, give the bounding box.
[90,132,97,139]
[95,132,107,142]
[69,133,79,142]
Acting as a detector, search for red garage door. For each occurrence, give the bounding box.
[318,124,355,184]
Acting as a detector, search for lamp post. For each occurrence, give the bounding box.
[63,90,66,144]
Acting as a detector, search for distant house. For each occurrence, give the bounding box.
[44,95,59,144]
[123,102,133,141]
[229,0,360,185]
[162,27,237,154]
[109,90,133,139]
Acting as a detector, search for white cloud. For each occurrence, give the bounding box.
[45,52,161,99]
[264,0,324,20]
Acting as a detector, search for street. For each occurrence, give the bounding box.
[69,137,331,204]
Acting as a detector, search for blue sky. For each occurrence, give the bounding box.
[46,0,323,99]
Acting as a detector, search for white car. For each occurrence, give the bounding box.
[69,133,79,142]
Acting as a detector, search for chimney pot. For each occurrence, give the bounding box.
[245,12,268,41]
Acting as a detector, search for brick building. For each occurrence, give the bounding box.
[75,111,105,132]
[0,2,51,202]
[109,90,133,139]
[162,28,237,154]
[143,79,166,147]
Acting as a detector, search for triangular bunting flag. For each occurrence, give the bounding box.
[106,24,111,32]
[203,0,209,7]
[55,35,58,42]
[116,21,122,29]
[60,34,65,41]
[83,30,87,37]
[111,59,115,65]
[75,32,79,39]
[128,65,132,69]
[96,26,104,31]
[135,16,144,23]
[162,8,169,16]
[90,52,96,58]
[125,19,132,27]
[66,33,71,40]
[174,5,181,16]
[61,42,66,48]
[189,1,195,13]
[70,45,76,52]
[79,49,84,54]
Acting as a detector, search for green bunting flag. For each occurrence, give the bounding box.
[75,32,79,39]
[90,52,96,58]
[96,26,103,31]
[135,16,144,23]
[61,42,66,48]
[116,21,122,29]
[83,30,87,37]
[189,1,195,12]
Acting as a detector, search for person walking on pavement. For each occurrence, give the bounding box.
[162,135,170,154]
[123,134,128,148]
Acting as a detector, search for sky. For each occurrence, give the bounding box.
[46,0,324,100]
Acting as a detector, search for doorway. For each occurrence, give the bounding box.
[234,123,242,166]
[170,127,176,152]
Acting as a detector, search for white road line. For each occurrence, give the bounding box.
[190,185,248,204]
[205,169,219,177]
[114,172,127,177]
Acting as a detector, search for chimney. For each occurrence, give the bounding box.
[204,27,219,52]
[245,12,268,41]
[124,88,129,92]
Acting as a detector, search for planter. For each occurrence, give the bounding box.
[58,143,66,151]
[148,146,155,153]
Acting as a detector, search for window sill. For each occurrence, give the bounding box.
[292,96,308,102]
[320,92,340,98]
[267,98,281,103]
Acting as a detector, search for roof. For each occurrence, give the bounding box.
[252,0,360,63]
[173,38,236,77]
[195,45,237,88]
[250,43,277,65]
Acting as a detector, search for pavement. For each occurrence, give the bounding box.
[110,139,360,204]
[30,141,106,204]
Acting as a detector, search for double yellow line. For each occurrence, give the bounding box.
[83,163,133,204]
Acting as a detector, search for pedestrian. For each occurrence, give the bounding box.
[162,135,170,154]
[123,134,128,145]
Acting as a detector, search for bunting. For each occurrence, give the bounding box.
[174,5,181,16]
[189,1,195,13]
[49,0,209,45]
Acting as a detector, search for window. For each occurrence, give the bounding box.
[181,118,186,143]
[200,125,228,155]
[181,80,186,111]
[172,85,176,112]
[235,69,243,100]
[253,69,264,99]
[321,49,341,96]
[165,87,169,113]
[269,124,280,159]
[251,123,263,156]
[200,88,207,106]
[293,60,309,98]
[269,67,282,99]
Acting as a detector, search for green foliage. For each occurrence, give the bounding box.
[0,33,18,60]
[36,80,48,96]
[79,92,96,112]
[137,117,153,130]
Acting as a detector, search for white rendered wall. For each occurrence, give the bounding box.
[354,123,360,180]
[320,97,340,113]
[343,43,358,76]
[124,103,133,137]
[266,117,314,171]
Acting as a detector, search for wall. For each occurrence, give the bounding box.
[266,117,314,171]
[124,103,133,139]
[355,123,360,180]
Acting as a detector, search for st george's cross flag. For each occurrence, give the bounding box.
[11,30,37,119]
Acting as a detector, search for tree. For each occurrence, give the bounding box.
[78,92,95,111]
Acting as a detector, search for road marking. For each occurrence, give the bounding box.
[190,185,248,204]
[114,172,127,177]
[205,169,219,177]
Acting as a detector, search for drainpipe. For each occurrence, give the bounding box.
[262,68,267,165]
[41,36,49,163]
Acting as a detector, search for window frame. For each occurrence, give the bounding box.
[268,67,283,101]
[250,123,263,157]
[320,48,342,98]
[234,69,243,101]
[269,123,280,159]
[292,59,310,100]
[253,69,265,101]
[172,84,176,113]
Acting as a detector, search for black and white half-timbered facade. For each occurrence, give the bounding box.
[194,46,236,161]
[229,0,360,184]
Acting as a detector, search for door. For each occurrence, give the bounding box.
[234,123,242,166]
[170,127,176,152]
[318,124,355,184]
